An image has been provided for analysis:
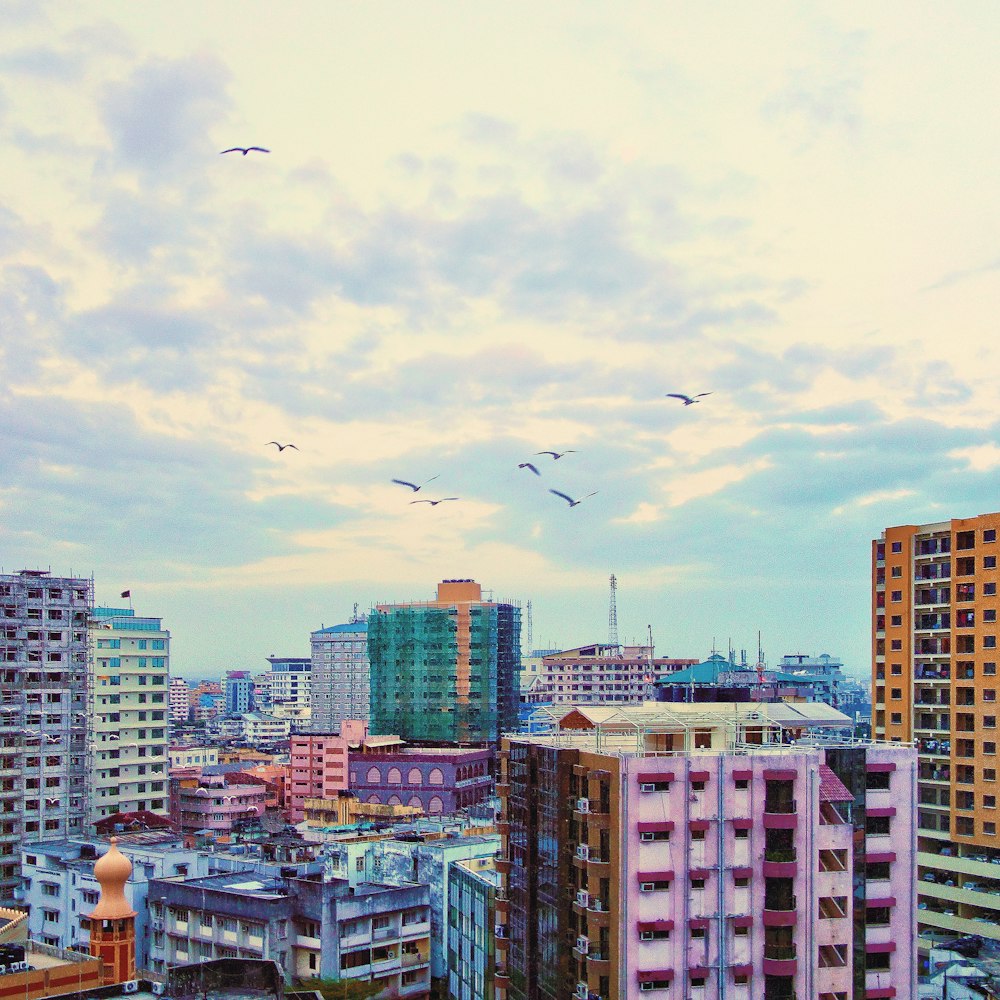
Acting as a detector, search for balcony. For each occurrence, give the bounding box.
[762,943,797,976]
[494,855,512,875]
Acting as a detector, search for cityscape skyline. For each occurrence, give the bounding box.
[4,5,999,679]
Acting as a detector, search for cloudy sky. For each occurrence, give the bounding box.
[2,2,999,678]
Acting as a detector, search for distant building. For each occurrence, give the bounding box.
[241,712,291,744]
[88,605,170,828]
[171,769,271,839]
[266,656,311,716]
[147,868,431,994]
[224,671,254,716]
[348,737,493,816]
[310,620,371,731]
[540,643,698,706]
[287,733,349,823]
[0,570,92,902]
[169,677,190,723]
[168,746,219,770]
[368,580,521,744]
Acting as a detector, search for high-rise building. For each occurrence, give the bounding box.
[0,569,92,903]
[368,580,520,744]
[223,671,254,716]
[496,703,917,1000]
[287,732,349,823]
[310,620,370,731]
[872,512,1000,943]
[266,656,311,730]
[169,677,190,723]
[88,606,170,827]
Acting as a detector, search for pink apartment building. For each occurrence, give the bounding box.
[287,731,349,822]
[171,769,270,839]
[496,703,917,1000]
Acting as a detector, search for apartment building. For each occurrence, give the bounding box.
[369,580,520,744]
[872,512,1000,944]
[267,657,311,730]
[147,869,431,995]
[310,620,371,731]
[496,703,917,1000]
[22,836,211,967]
[224,671,254,715]
[88,605,170,827]
[540,644,698,706]
[0,570,92,903]
[287,732,349,823]
[170,769,271,839]
[169,677,190,723]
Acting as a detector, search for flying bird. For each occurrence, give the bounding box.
[220,146,270,156]
[518,463,541,476]
[392,475,440,492]
[666,392,712,406]
[535,450,577,460]
[549,489,598,508]
[410,498,460,506]
[266,442,298,452]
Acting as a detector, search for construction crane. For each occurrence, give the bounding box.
[524,599,533,657]
[608,574,620,652]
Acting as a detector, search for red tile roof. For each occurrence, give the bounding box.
[819,764,854,802]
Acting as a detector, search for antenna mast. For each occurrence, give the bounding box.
[608,574,619,651]
[755,631,766,700]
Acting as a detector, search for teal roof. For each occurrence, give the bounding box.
[657,653,749,686]
[314,621,368,634]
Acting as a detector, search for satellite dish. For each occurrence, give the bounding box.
[261,812,284,834]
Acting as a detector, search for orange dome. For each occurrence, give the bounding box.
[88,838,136,920]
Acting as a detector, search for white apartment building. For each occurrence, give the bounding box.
[169,677,190,723]
[168,746,218,770]
[88,606,170,827]
[241,712,291,744]
[310,620,370,731]
[0,570,92,904]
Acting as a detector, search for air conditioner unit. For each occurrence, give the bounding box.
[576,984,589,1000]
[122,983,139,994]
[151,985,166,996]
[576,844,590,860]
[640,931,654,941]
[576,890,589,907]
[575,935,589,954]
[576,798,590,813]
[640,782,656,792]
[639,984,653,993]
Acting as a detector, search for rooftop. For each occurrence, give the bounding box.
[313,621,369,634]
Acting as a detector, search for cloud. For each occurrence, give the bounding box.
[950,443,1000,472]
[100,53,232,174]
[0,46,85,80]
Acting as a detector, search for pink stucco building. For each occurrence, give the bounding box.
[496,703,917,1000]
[287,732,349,822]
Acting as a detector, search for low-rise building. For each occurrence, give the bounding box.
[349,740,493,816]
[148,869,431,995]
[168,746,219,770]
[242,712,291,744]
[170,770,271,840]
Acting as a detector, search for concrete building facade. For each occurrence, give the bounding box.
[88,606,170,827]
[168,678,190,723]
[287,733,349,824]
[224,672,254,716]
[448,855,498,1000]
[368,580,520,744]
[148,869,431,995]
[496,704,917,1000]
[0,570,92,903]
[873,512,1000,945]
[310,620,371,731]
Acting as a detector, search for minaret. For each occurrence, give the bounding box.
[86,837,137,985]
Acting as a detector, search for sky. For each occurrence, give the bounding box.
[2,2,999,679]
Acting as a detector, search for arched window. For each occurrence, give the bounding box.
[408,795,422,809]
[408,767,422,785]
[428,795,443,814]
[367,793,381,804]
[388,794,402,806]
[428,767,444,786]
[387,767,402,784]
[366,766,381,784]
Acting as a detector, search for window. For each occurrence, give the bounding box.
[890,591,902,602]
[890,688,902,700]
[891,541,902,553]
[987,529,997,543]
[987,690,997,702]
[986,769,997,781]
[987,822,997,836]
[734,828,749,840]
[690,928,707,939]
[890,639,902,651]
[734,778,749,790]
[890,615,902,627]
[734,925,749,937]
[891,566,902,577]
[891,663,902,675]
[866,952,891,972]
[986,743,997,755]
[866,815,891,835]
[987,557,998,570]
[734,875,750,887]
[986,796,996,809]
[890,713,902,725]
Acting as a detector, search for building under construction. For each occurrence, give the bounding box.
[368,579,521,744]
[0,570,93,903]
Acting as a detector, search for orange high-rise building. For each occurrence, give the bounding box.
[873,512,1000,943]
[85,838,136,985]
